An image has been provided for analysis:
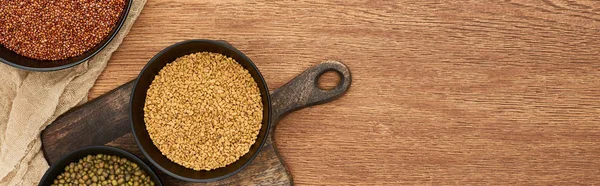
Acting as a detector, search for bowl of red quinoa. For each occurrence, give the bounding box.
[0,0,132,71]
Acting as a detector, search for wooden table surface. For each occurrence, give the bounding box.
[90,1,600,185]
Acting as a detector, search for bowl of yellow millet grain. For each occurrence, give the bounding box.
[0,0,131,71]
[129,40,271,182]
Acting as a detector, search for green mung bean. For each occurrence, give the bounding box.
[51,154,155,186]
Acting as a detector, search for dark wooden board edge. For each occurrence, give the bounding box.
[42,81,135,163]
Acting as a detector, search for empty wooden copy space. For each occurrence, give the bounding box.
[89,1,600,185]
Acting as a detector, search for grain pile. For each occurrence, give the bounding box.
[51,154,155,186]
[0,0,125,60]
[144,52,263,171]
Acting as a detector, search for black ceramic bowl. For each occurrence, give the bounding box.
[130,40,271,182]
[39,146,162,186]
[0,0,132,72]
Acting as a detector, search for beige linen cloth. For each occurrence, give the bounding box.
[0,0,146,185]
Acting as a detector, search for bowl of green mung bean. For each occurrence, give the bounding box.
[39,146,161,186]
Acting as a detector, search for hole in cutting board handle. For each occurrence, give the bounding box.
[317,70,342,90]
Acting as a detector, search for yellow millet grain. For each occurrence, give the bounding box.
[143,52,263,171]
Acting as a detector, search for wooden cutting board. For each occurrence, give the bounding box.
[41,61,351,185]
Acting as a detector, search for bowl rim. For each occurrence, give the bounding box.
[129,39,272,182]
[38,145,162,186]
[0,0,133,72]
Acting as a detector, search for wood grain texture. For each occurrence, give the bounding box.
[89,0,600,185]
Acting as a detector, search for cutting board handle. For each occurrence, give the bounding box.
[270,61,352,129]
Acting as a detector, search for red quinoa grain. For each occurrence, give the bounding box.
[0,0,125,61]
